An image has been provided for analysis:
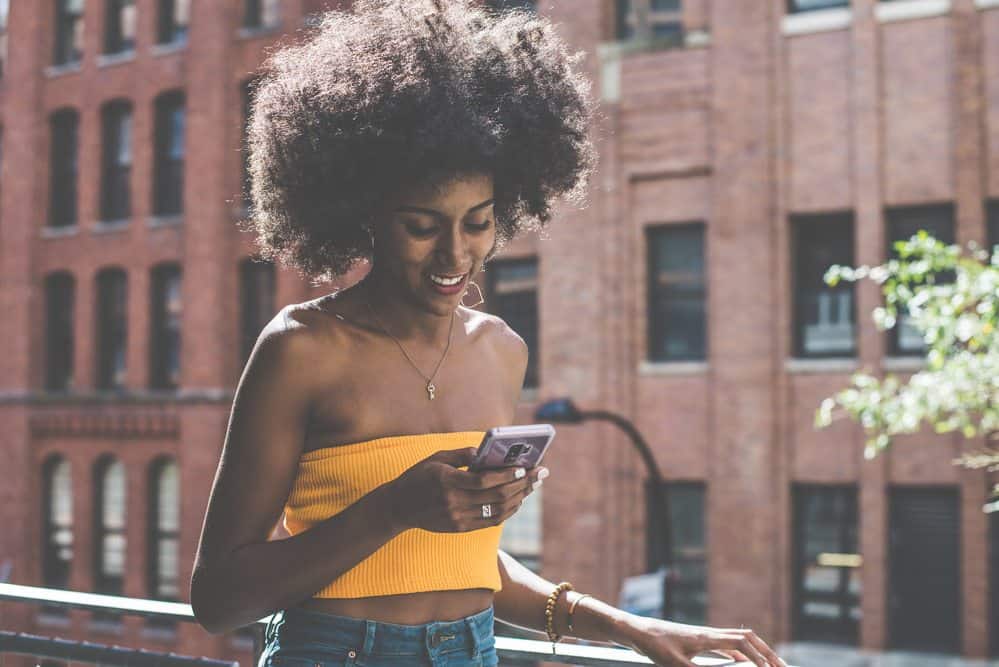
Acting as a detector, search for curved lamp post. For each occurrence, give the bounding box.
[534,397,673,619]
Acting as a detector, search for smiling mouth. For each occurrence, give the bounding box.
[428,272,467,287]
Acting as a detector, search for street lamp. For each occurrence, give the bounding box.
[535,397,673,619]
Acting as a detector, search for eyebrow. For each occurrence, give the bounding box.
[395,199,494,219]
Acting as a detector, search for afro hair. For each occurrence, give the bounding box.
[243,0,596,282]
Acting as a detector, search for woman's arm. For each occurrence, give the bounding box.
[493,549,634,646]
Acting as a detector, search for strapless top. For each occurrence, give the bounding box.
[282,431,504,598]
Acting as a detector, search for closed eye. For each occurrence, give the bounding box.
[466,220,492,232]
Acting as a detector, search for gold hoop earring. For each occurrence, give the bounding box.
[460,280,485,308]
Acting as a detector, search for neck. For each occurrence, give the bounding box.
[359,271,457,345]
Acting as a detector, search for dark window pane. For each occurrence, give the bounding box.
[53,0,84,65]
[96,269,128,390]
[885,204,955,356]
[792,213,856,357]
[648,225,706,361]
[240,259,276,366]
[104,0,136,54]
[244,0,281,29]
[45,273,75,391]
[888,487,960,653]
[100,102,132,222]
[0,0,9,78]
[157,0,189,44]
[616,0,634,40]
[788,0,850,12]
[647,481,707,624]
[153,93,185,216]
[487,258,539,389]
[150,265,182,390]
[987,201,998,257]
[148,459,180,609]
[49,110,79,228]
[792,485,860,645]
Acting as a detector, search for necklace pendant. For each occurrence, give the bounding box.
[427,382,436,401]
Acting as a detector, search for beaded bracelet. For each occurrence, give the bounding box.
[544,581,573,654]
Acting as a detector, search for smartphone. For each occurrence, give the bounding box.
[468,424,556,473]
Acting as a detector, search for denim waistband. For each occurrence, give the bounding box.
[263,604,495,664]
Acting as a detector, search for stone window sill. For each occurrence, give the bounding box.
[785,357,859,374]
[45,61,82,78]
[41,224,79,239]
[781,8,852,36]
[875,0,951,23]
[638,360,708,376]
[97,50,135,68]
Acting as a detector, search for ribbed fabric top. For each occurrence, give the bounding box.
[282,431,504,599]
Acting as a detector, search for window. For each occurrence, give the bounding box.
[54,0,84,66]
[885,204,955,356]
[96,268,128,391]
[100,101,132,222]
[888,486,960,653]
[152,92,185,216]
[93,457,126,623]
[486,258,539,389]
[156,0,189,45]
[41,456,73,615]
[104,0,136,55]
[150,264,181,390]
[500,485,541,572]
[792,485,860,645]
[792,213,856,358]
[241,78,258,208]
[647,481,707,623]
[787,0,849,13]
[48,109,79,228]
[243,0,281,30]
[0,0,9,78]
[647,224,706,361]
[147,458,179,629]
[485,0,536,11]
[615,0,683,42]
[45,272,75,391]
[240,258,275,365]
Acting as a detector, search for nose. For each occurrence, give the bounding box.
[435,222,470,270]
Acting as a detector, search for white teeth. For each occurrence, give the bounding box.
[430,273,464,286]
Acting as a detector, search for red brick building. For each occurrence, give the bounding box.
[1,0,998,664]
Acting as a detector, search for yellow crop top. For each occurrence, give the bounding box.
[282,431,504,598]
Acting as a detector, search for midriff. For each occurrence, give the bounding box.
[295,588,495,624]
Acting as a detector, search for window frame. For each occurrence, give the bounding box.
[147,458,180,620]
[100,100,133,223]
[646,223,707,363]
[646,480,707,624]
[53,0,84,66]
[615,0,684,43]
[149,264,182,390]
[156,0,189,45]
[103,0,136,55]
[95,268,128,391]
[786,0,850,13]
[48,109,79,228]
[92,456,126,626]
[41,456,73,593]
[243,0,282,30]
[239,257,276,366]
[790,212,857,359]
[152,91,185,217]
[44,272,75,392]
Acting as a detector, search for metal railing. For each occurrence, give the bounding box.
[0,583,703,666]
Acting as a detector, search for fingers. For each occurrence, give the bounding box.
[714,633,768,667]
[450,463,547,491]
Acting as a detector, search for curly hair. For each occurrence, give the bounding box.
[243,0,595,283]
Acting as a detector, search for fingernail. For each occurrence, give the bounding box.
[533,480,542,490]
[538,467,549,480]
[514,467,526,479]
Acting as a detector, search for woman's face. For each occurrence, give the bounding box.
[371,172,496,317]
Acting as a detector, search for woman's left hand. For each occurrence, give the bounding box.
[614,613,788,667]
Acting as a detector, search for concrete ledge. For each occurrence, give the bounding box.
[781,7,852,36]
[44,61,81,78]
[40,224,79,239]
[150,39,186,57]
[976,0,999,8]
[93,219,130,234]
[882,356,926,372]
[638,360,708,376]
[96,50,135,68]
[785,357,860,374]
[875,0,951,23]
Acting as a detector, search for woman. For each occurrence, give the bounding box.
[190,2,786,666]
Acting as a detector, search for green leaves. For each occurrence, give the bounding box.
[815,234,999,510]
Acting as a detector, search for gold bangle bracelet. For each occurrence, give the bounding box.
[544,581,573,654]
[567,593,592,633]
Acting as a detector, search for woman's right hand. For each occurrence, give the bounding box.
[384,446,547,533]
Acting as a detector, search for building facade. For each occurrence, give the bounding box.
[0,0,997,664]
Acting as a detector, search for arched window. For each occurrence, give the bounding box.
[95,268,128,390]
[41,456,73,616]
[44,272,75,391]
[150,264,182,389]
[99,100,133,223]
[48,109,79,228]
[93,457,126,597]
[147,458,179,601]
[152,91,185,217]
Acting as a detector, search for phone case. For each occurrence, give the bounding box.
[469,424,556,472]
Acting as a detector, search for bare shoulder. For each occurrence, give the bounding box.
[460,307,528,367]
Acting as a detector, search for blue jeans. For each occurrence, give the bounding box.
[258,605,499,667]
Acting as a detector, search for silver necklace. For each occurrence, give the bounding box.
[365,300,455,401]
